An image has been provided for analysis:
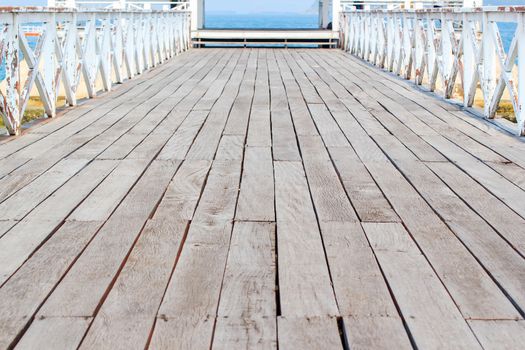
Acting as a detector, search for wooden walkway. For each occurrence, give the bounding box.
[1,48,525,349]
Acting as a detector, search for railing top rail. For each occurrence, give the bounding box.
[0,6,190,13]
[341,5,525,13]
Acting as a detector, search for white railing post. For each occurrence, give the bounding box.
[517,13,525,134]
[2,13,20,135]
[333,0,341,31]
[481,12,496,118]
[190,0,204,31]
[462,12,476,108]
[320,0,330,29]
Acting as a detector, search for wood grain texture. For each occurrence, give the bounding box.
[80,219,189,350]
[37,160,181,318]
[469,320,525,349]
[363,223,482,349]
[4,49,525,349]
[0,221,103,349]
[214,317,277,350]
[236,147,275,222]
[274,161,338,317]
[277,317,342,350]
[16,317,92,350]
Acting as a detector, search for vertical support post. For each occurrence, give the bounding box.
[517,13,525,135]
[2,14,20,135]
[190,0,204,31]
[482,11,496,118]
[61,12,78,105]
[332,0,341,31]
[41,14,57,117]
[320,0,330,29]
[462,13,474,108]
[113,12,124,84]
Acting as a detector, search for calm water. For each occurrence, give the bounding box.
[0,17,516,82]
[205,13,318,29]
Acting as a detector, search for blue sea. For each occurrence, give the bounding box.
[205,13,318,29]
[0,15,517,82]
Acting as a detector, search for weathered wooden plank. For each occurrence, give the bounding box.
[468,320,525,349]
[428,161,525,256]
[191,160,242,224]
[0,52,214,210]
[344,316,412,350]
[37,160,181,318]
[217,222,276,318]
[68,159,150,222]
[152,159,242,348]
[422,135,525,220]
[374,135,524,316]
[0,160,116,284]
[246,51,271,148]
[63,51,219,161]
[299,135,358,222]
[271,110,301,161]
[213,222,276,349]
[0,156,30,179]
[223,50,258,136]
[247,109,272,147]
[319,222,410,343]
[157,110,209,160]
[274,161,338,317]
[0,221,103,349]
[194,50,243,111]
[236,147,275,222]
[304,51,446,162]
[273,50,318,137]
[216,135,245,161]
[327,100,516,320]
[16,317,92,350]
[363,222,482,349]
[214,317,277,350]
[277,317,342,350]
[186,65,248,160]
[80,219,189,350]
[151,221,233,349]
[281,50,323,104]
[307,104,348,147]
[92,52,230,162]
[0,158,88,220]
[328,146,400,222]
[153,160,211,221]
[267,54,301,161]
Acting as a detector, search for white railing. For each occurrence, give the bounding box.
[340,6,525,135]
[340,0,465,10]
[50,1,190,11]
[0,7,191,135]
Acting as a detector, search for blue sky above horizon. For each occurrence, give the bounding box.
[4,0,525,12]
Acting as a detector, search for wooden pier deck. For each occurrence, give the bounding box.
[1,48,525,349]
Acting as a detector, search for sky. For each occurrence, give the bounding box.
[3,0,525,12]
